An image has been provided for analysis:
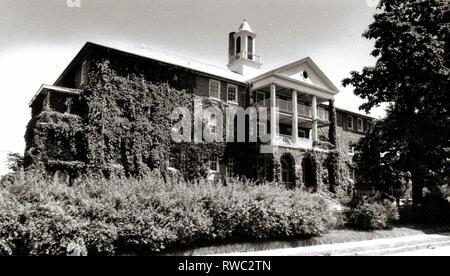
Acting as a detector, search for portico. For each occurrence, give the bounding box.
[250,67,337,150]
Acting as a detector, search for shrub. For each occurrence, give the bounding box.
[346,198,399,230]
[0,172,339,256]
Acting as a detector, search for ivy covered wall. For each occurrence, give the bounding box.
[25,48,256,181]
[24,43,360,194]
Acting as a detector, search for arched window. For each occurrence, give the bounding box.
[236,37,241,54]
[302,156,317,190]
[281,154,296,189]
[247,36,253,53]
[247,36,253,60]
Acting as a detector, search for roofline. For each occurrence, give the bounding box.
[44,42,374,119]
[83,42,248,84]
[318,103,376,120]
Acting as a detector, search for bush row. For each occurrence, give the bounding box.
[0,172,340,256]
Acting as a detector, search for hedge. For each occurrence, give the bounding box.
[0,172,341,256]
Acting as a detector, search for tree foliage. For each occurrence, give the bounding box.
[343,0,450,204]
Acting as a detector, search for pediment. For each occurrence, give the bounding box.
[251,57,339,94]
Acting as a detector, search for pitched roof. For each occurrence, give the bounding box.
[54,41,378,119]
[238,19,254,33]
[85,42,248,83]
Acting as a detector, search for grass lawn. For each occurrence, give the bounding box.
[160,224,450,256]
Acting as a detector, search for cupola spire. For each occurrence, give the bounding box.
[227,19,262,77]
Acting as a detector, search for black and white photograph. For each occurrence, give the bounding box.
[0,0,449,262]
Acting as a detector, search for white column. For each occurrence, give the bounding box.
[292,90,299,145]
[270,84,277,144]
[311,95,318,142]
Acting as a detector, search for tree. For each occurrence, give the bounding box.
[353,110,407,197]
[343,0,450,205]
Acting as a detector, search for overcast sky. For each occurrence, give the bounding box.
[0,0,382,175]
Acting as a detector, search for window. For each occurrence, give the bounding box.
[350,167,356,181]
[227,84,238,103]
[256,91,266,104]
[299,130,307,139]
[236,37,241,54]
[258,121,267,136]
[302,71,309,79]
[247,36,253,60]
[357,118,364,132]
[349,143,355,156]
[209,114,217,135]
[169,155,179,170]
[347,115,354,130]
[209,79,221,100]
[80,60,88,85]
[227,158,235,177]
[209,156,219,172]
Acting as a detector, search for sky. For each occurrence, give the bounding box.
[0,0,383,175]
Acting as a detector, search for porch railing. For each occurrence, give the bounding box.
[257,99,325,120]
[229,52,262,64]
[277,134,314,149]
[318,107,330,121]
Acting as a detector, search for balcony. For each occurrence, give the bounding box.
[229,51,262,64]
[256,99,329,121]
[277,135,314,149]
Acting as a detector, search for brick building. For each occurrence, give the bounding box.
[25,20,373,189]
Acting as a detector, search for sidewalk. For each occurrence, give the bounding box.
[387,245,450,256]
[214,233,450,256]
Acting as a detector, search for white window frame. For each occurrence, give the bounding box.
[209,156,219,173]
[357,118,364,132]
[209,79,221,100]
[347,115,354,130]
[227,84,238,104]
